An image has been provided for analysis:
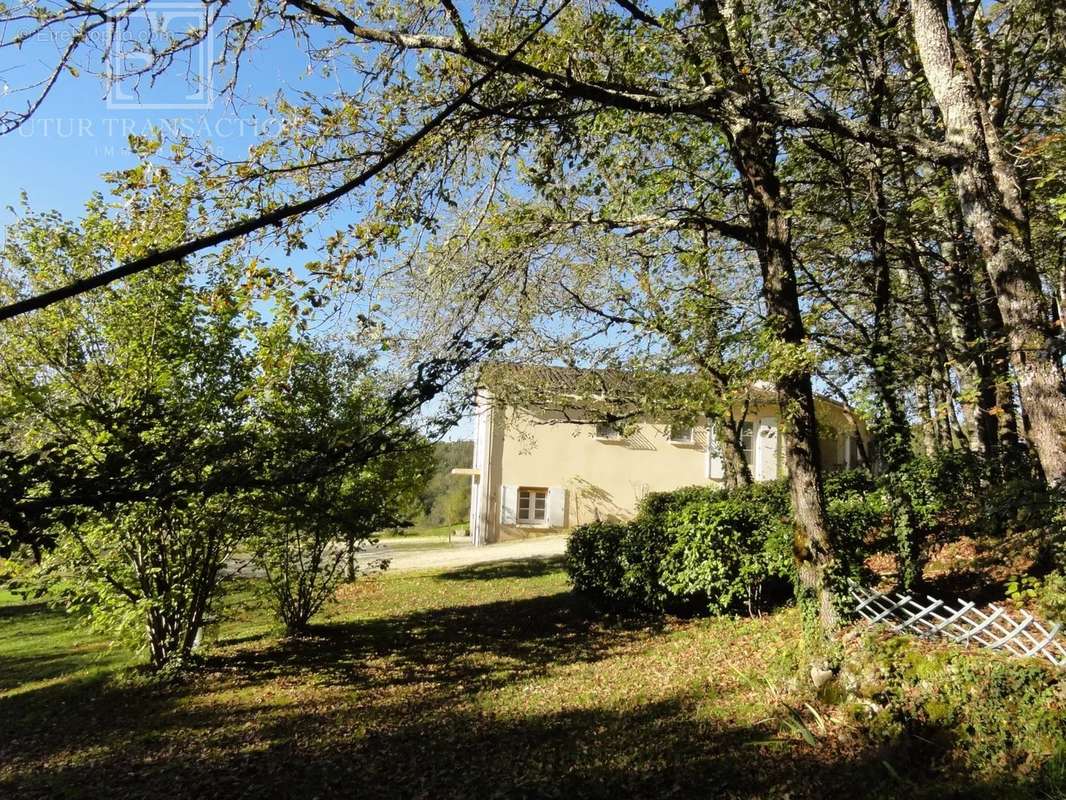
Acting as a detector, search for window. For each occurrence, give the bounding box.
[740,421,755,466]
[518,487,547,524]
[846,433,862,467]
[668,424,694,444]
[595,421,622,440]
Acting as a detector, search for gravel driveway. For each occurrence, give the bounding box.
[228,534,568,579]
[365,534,568,573]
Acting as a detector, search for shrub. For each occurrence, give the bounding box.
[824,473,887,581]
[980,479,1066,551]
[1007,571,1066,624]
[659,483,793,614]
[892,450,984,536]
[565,522,630,606]
[566,471,884,617]
[824,467,875,499]
[253,523,347,636]
[616,518,677,611]
[637,485,723,521]
[565,519,678,611]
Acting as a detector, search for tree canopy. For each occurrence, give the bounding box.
[2,0,1065,644]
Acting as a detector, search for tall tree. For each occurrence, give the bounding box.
[908,0,1066,484]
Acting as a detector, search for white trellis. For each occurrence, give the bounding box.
[850,583,1066,669]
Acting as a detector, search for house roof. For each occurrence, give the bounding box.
[480,362,667,398]
[481,362,776,405]
[478,362,852,418]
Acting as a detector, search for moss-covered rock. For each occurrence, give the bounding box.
[839,629,1066,795]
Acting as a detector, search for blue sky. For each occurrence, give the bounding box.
[2,5,480,440]
[2,4,326,219]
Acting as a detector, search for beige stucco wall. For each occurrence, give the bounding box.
[499,407,714,533]
[486,399,866,542]
[473,396,865,546]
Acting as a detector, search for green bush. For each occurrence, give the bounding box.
[659,482,793,614]
[566,471,884,616]
[824,467,875,498]
[564,522,630,606]
[638,484,722,519]
[616,518,677,611]
[1007,571,1066,624]
[825,473,887,580]
[568,480,798,615]
[892,450,984,535]
[564,519,677,611]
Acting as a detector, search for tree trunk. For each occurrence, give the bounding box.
[910,0,1066,485]
[728,124,835,631]
[345,532,357,582]
[721,414,753,489]
[864,104,923,587]
[692,0,837,641]
[977,266,1027,466]
[914,379,937,456]
[940,380,967,451]
[940,224,999,458]
[909,238,968,452]
[865,94,912,472]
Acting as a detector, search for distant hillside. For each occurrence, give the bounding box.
[416,440,474,526]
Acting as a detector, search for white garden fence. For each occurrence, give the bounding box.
[850,583,1066,668]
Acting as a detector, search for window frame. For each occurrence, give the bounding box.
[740,421,755,467]
[668,424,694,444]
[517,486,548,525]
[594,421,623,440]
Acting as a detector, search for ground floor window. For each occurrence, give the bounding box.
[518,487,547,524]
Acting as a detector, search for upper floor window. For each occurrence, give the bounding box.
[668,424,694,444]
[595,421,622,440]
[518,487,547,524]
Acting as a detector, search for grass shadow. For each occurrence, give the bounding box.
[0,600,50,620]
[435,555,567,582]
[0,683,1047,800]
[206,587,661,699]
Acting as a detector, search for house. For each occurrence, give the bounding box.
[460,365,868,546]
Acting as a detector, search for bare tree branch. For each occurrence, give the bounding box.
[0,0,573,322]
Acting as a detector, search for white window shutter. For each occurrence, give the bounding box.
[755,418,779,481]
[547,487,566,527]
[500,485,517,524]
[707,426,725,480]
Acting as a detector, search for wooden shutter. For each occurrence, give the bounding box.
[547,487,566,527]
[707,425,725,480]
[500,485,517,524]
[755,418,779,481]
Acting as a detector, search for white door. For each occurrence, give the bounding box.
[754,417,779,481]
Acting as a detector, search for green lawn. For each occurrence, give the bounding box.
[0,589,134,695]
[0,561,1037,799]
[372,523,470,551]
[375,523,464,539]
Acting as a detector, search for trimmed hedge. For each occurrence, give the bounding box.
[565,471,885,616]
[566,479,795,614]
[658,481,794,614]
